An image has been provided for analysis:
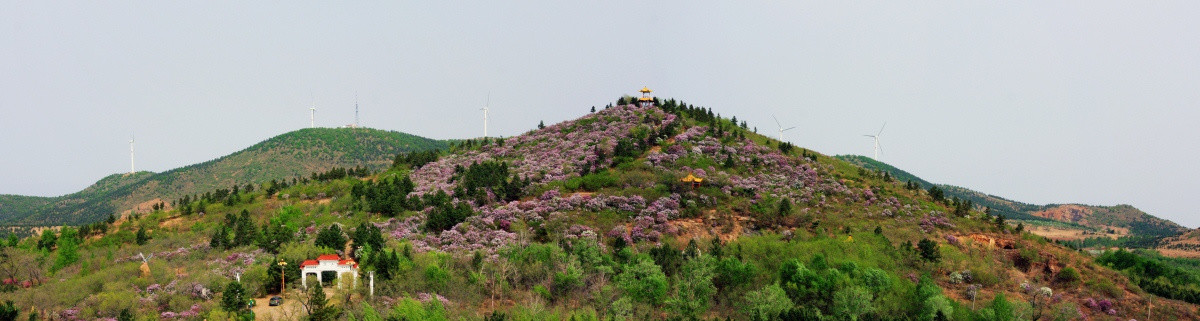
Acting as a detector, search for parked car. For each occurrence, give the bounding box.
[269,296,283,306]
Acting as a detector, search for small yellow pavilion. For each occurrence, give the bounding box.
[638,86,653,107]
[681,173,704,189]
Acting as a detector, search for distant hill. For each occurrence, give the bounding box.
[0,128,447,226]
[835,155,1187,241]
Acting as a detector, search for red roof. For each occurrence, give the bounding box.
[300,260,319,268]
[338,259,358,268]
[317,254,341,261]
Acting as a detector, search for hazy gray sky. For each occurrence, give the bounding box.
[3,2,1198,227]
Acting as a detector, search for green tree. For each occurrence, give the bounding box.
[668,256,716,318]
[233,210,260,247]
[616,258,669,306]
[221,281,248,314]
[742,283,792,320]
[258,222,293,254]
[211,226,229,249]
[117,308,134,321]
[984,293,1014,321]
[778,198,793,219]
[5,234,17,248]
[917,238,941,263]
[53,228,79,270]
[714,256,756,291]
[36,230,56,251]
[305,282,339,321]
[832,286,875,321]
[135,227,149,245]
[351,222,384,258]
[314,225,346,251]
[927,186,945,203]
[0,300,17,321]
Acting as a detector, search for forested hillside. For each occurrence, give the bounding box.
[0,128,447,227]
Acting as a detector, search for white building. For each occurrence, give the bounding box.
[300,254,359,289]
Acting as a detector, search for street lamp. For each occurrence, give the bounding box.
[278,261,287,297]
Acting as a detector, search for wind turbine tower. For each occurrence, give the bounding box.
[309,102,317,128]
[129,136,135,174]
[481,93,490,137]
[772,115,797,142]
[354,94,360,128]
[863,122,886,160]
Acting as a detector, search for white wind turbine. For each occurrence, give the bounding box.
[480,93,490,137]
[773,115,797,142]
[864,122,886,160]
[129,136,135,174]
[309,101,317,128]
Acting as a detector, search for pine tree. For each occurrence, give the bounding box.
[538,121,545,129]
[306,282,338,321]
[117,309,134,321]
[136,227,149,245]
[233,210,259,247]
[221,281,247,314]
[0,300,17,321]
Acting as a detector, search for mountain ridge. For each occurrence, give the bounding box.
[0,127,447,226]
[835,154,1188,243]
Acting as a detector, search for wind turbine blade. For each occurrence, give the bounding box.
[877,122,887,136]
[877,141,884,156]
[772,115,782,128]
[782,126,797,131]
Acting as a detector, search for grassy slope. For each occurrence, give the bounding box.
[0,128,447,226]
[835,155,1187,241]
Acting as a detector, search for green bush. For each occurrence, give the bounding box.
[1054,267,1080,286]
[423,265,450,291]
[616,258,669,305]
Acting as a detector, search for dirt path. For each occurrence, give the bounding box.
[251,291,306,321]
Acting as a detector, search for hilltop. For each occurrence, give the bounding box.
[836,155,1188,249]
[0,128,447,227]
[0,99,1196,321]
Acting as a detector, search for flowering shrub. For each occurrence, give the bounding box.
[411,105,677,195]
[945,235,961,247]
[919,212,955,233]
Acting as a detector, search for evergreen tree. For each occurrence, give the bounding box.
[136,227,149,245]
[306,282,338,321]
[538,121,545,129]
[0,300,17,321]
[927,186,945,203]
[315,225,346,251]
[777,198,793,219]
[258,222,293,254]
[233,210,259,247]
[117,309,134,321]
[211,226,229,249]
[351,222,384,259]
[917,238,941,263]
[36,230,56,251]
[221,281,247,313]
